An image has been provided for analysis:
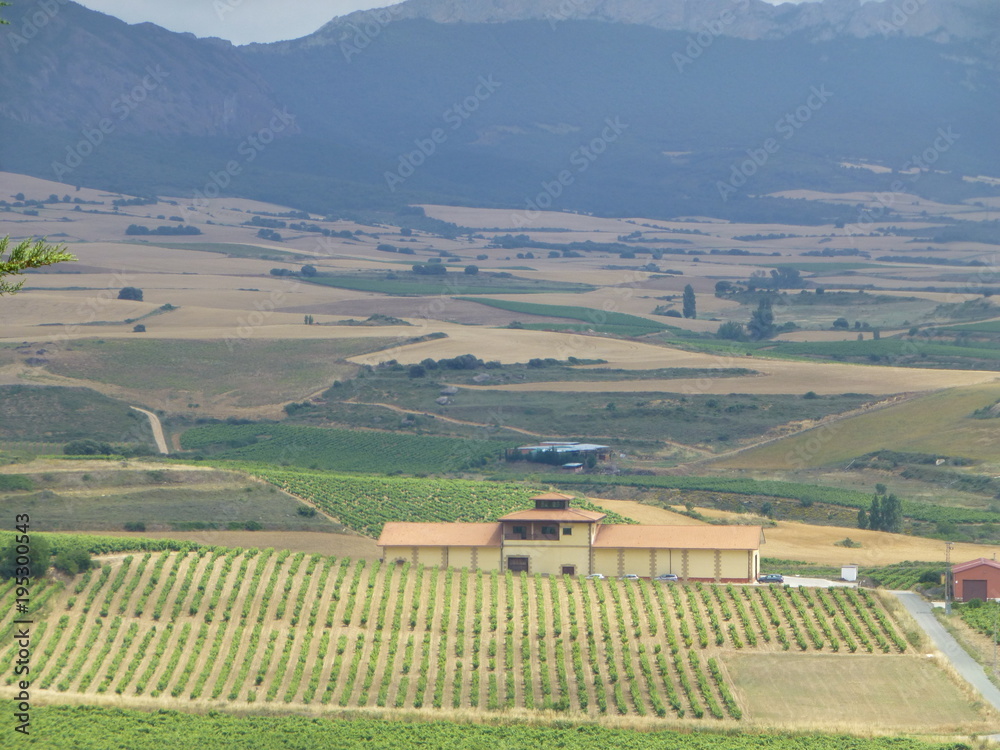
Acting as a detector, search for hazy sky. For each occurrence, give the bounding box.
[74,0,816,45]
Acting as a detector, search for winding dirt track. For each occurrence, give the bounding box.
[130,406,169,454]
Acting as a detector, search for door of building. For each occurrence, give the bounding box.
[507,556,529,573]
[965,579,988,601]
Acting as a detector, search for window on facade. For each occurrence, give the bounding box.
[541,525,557,536]
[537,499,568,509]
[562,527,573,536]
[512,525,526,537]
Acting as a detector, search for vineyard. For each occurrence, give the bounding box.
[180,425,519,474]
[7,549,913,720]
[244,468,635,536]
[958,600,1000,638]
[11,704,966,750]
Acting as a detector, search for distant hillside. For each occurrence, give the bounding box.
[0,0,996,221]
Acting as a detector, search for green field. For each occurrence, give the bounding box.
[458,297,673,335]
[766,337,1000,368]
[180,424,519,473]
[304,272,594,295]
[719,384,1000,468]
[129,241,301,260]
[245,467,634,536]
[545,474,1000,526]
[0,385,153,445]
[310,371,873,450]
[5,706,966,750]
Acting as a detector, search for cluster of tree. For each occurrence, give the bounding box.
[0,535,92,579]
[112,196,157,207]
[376,243,415,255]
[857,485,902,533]
[118,287,143,301]
[63,439,155,458]
[257,228,282,241]
[683,284,696,319]
[303,315,315,325]
[246,216,286,228]
[125,224,201,236]
[411,263,447,275]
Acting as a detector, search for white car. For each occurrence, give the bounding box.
[585,573,605,580]
[619,573,640,581]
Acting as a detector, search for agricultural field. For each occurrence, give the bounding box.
[303,271,596,295]
[242,468,635,537]
[4,547,978,731]
[0,385,153,445]
[0,462,347,535]
[7,704,971,750]
[717,383,1000,468]
[179,424,519,474]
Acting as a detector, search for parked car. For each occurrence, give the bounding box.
[619,573,640,581]
[653,573,679,582]
[585,573,605,580]
[758,573,784,584]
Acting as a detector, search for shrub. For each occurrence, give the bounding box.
[118,287,143,301]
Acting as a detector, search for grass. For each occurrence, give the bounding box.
[457,297,674,335]
[767,337,1000,367]
[126,241,301,260]
[719,383,1000,468]
[303,272,594,295]
[0,465,343,534]
[724,653,987,730]
[40,339,392,407]
[0,385,153,445]
[311,370,874,449]
[179,424,520,474]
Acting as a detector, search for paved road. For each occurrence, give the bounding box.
[782,576,856,589]
[893,590,1000,713]
[130,406,169,454]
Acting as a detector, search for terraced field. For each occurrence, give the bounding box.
[5,549,923,721]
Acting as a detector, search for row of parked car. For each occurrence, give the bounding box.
[585,573,785,583]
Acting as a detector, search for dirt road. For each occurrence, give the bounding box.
[130,406,169,454]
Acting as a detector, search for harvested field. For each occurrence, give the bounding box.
[725,653,992,732]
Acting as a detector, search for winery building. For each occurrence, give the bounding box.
[377,492,763,582]
[953,558,1000,602]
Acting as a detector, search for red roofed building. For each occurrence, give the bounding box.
[953,558,1000,602]
[377,492,763,581]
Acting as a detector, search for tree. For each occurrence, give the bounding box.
[300,264,317,277]
[832,317,849,329]
[882,493,902,533]
[464,265,479,275]
[747,297,776,340]
[716,321,747,341]
[856,507,868,530]
[682,284,696,319]
[868,493,882,532]
[118,286,143,301]
[0,534,50,580]
[132,324,146,332]
[0,237,75,295]
[53,545,93,576]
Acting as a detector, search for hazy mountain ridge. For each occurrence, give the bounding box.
[0,0,996,221]
[0,2,296,137]
[312,0,1000,46]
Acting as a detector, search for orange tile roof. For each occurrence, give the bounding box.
[378,522,502,548]
[593,525,763,550]
[498,508,606,522]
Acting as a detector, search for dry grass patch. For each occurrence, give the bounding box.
[725,652,996,732]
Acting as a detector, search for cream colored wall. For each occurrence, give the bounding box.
[686,549,716,579]
[591,549,619,576]
[718,550,749,580]
[502,541,591,575]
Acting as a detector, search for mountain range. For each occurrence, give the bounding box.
[1,0,997,223]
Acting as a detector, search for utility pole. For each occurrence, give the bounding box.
[945,541,954,615]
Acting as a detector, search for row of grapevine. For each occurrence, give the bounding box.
[21,549,911,718]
